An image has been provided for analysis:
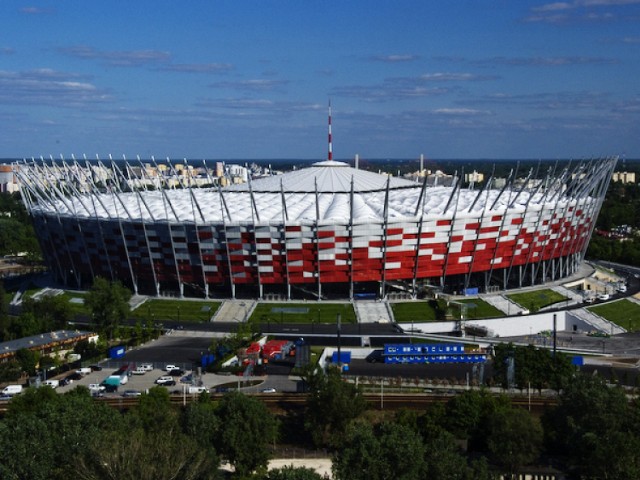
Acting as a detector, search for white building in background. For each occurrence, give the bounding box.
[0,165,18,193]
[611,171,636,184]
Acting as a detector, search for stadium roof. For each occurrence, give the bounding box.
[20,158,611,225]
[226,160,418,193]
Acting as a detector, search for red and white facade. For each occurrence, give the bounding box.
[16,157,616,299]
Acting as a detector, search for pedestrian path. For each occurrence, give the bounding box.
[571,308,626,335]
[354,300,393,324]
[212,300,256,323]
[481,294,527,315]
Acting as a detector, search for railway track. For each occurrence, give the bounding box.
[0,391,558,415]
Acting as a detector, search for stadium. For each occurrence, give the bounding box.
[14,154,616,300]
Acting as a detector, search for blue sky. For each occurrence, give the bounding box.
[1,1,639,160]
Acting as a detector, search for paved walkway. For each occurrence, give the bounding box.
[481,294,527,315]
[212,300,256,323]
[570,308,626,335]
[354,300,393,324]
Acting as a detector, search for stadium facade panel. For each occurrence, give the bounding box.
[15,157,616,299]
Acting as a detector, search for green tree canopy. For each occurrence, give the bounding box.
[214,391,278,478]
[0,387,123,480]
[542,374,639,479]
[303,366,368,447]
[486,407,543,475]
[492,343,574,391]
[332,421,427,480]
[443,389,511,451]
[75,427,220,480]
[85,277,131,339]
[130,386,178,433]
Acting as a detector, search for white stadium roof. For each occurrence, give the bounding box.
[226,160,418,193]
[31,160,564,224]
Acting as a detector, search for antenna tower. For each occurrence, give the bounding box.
[328,101,333,161]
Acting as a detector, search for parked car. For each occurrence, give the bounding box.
[617,285,627,293]
[180,373,193,384]
[59,377,71,387]
[260,387,277,393]
[43,379,59,389]
[168,369,184,377]
[164,365,180,372]
[67,372,83,381]
[132,366,147,375]
[89,364,103,371]
[597,293,610,301]
[155,376,176,386]
[140,363,153,371]
[188,386,209,394]
[122,389,142,397]
[88,383,106,393]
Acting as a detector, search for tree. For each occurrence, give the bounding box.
[85,277,131,339]
[15,347,39,376]
[130,386,178,433]
[0,280,9,340]
[303,366,368,447]
[1,387,123,480]
[182,393,221,449]
[0,411,56,480]
[542,374,638,478]
[214,391,278,478]
[486,407,542,475]
[74,427,220,480]
[333,421,429,480]
[20,294,72,332]
[0,360,21,382]
[492,343,574,392]
[443,389,510,452]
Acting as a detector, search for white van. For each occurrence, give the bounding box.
[2,385,23,396]
[43,379,59,389]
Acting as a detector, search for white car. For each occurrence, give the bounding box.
[597,293,610,301]
[155,376,176,386]
[88,383,106,392]
[617,285,627,293]
[140,363,153,371]
[164,365,180,372]
[132,367,147,375]
[188,386,209,394]
[43,379,59,389]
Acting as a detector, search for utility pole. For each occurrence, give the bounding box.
[336,313,342,371]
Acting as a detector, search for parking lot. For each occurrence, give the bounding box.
[49,335,298,397]
[53,364,287,397]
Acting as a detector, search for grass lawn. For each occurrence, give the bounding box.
[507,289,567,313]
[249,303,356,324]
[60,291,91,317]
[455,298,505,319]
[391,301,439,323]
[588,299,640,332]
[132,298,221,323]
[392,298,504,323]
